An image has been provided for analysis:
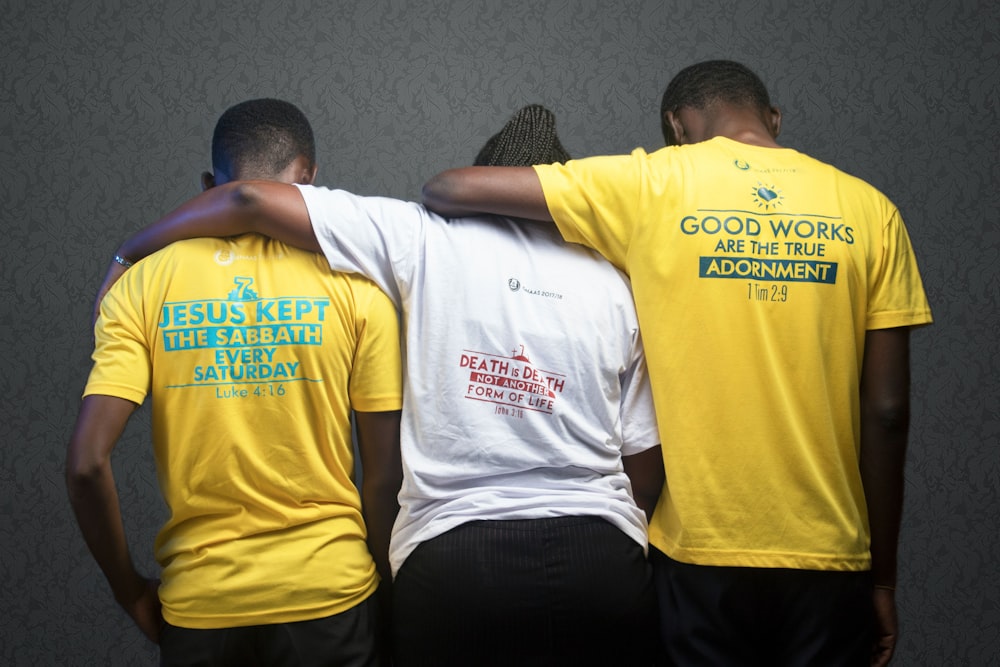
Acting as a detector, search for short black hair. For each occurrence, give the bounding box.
[212,98,315,180]
[474,104,570,167]
[660,60,772,142]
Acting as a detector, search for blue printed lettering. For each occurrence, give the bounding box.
[768,218,854,244]
[256,300,275,322]
[159,301,247,327]
[679,215,762,236]
[769,218,794,238]
[193,361,301,383]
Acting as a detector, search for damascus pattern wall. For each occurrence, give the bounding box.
[1,1,996,664]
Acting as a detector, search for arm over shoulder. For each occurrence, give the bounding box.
[422,166,549,220]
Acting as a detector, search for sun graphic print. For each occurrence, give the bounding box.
[751,182,782,211]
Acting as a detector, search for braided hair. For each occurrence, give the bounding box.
[474,104,571,167]
[659,60,772,143]
[212,98,316,181]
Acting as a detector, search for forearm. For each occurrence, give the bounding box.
[860,412,908,587]
[118,182,258,260]
[622,446,665,523]
[422,166,551,220]
[859,327,912,588]
[354,410,403,583]
[116,180,319,263]
[66,395,146,604]
[66,462,146,604]
[361,477,401,583]
[863,411,907,667]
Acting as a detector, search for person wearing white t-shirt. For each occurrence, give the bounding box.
[97,105,665,665]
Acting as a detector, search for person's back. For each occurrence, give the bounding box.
[537,114,928,667]
[570,136,918,569]
[96,103,664,665]
[419,61,933,666]
[294,104,662,664]
[68,98,402,666]
[533,76,931,576]
[312,200,652,565]
[122,237,395,628]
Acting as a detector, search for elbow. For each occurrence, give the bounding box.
[863,396,910,436]
[65,442,111,497]
[65,457,106,500]
[206,181,274,236]
[362,469,404,497]
[229,182,268,218]
[422,171,462,215]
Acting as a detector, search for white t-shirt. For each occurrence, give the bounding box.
[296,185,660,576]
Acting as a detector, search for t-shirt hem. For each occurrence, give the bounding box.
[161,583,377,630]
[650,536,871,571]
[392,510,649,576]
[867,309,933,330]
[352,395,403,412]
[82,382,147,405]
[534,165,584,246]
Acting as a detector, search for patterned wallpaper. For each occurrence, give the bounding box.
[2,0,997,664]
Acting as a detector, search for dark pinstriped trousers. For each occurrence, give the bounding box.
[392,516,660,667]
[158,593,383,667]
[651,548,873,667]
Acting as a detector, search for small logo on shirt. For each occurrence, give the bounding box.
[215,249,259,266]
[734,159,751,170]
[508,277,563,300]
[227,276,258,300]
[751,182,783,211]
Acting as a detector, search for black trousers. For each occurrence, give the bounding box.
[651,548,873,667]
[158,593,384,667]
[392,516,661,667]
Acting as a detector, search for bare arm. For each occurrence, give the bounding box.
[859,326,911,666]
[421,166,551,220]
[65,394,162,643]
[622,446,665,523]
[94,181,318,323]
[355,408,402,658]
[119,180,319,259]
[354,410,403,586]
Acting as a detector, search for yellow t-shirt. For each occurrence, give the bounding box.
[86,234,402,627]
[536,138,932,570]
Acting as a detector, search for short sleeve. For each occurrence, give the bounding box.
[84,273,152,404]
[618,329,660,456]
[348,280,403,413]
[534,150,650,270]
[866,208,933,330]
[296,184,428,309]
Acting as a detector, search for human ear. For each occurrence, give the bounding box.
[660,109,673,146]
[276,156,318,185]
[301,163,318,185]
[201,171,216,191]
[768,106,782,139]
[665,110,686,146]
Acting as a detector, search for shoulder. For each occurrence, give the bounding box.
[337,271,396,309]
[787,148,893,201]
[299,184,429,219]
[138,236,243,270]
[819,160,899,218]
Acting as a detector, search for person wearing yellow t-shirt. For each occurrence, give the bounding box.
[66,99,403,666]
[421,60,933,667]
[88,104,665,666]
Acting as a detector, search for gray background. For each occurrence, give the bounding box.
[2,0,997,664]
